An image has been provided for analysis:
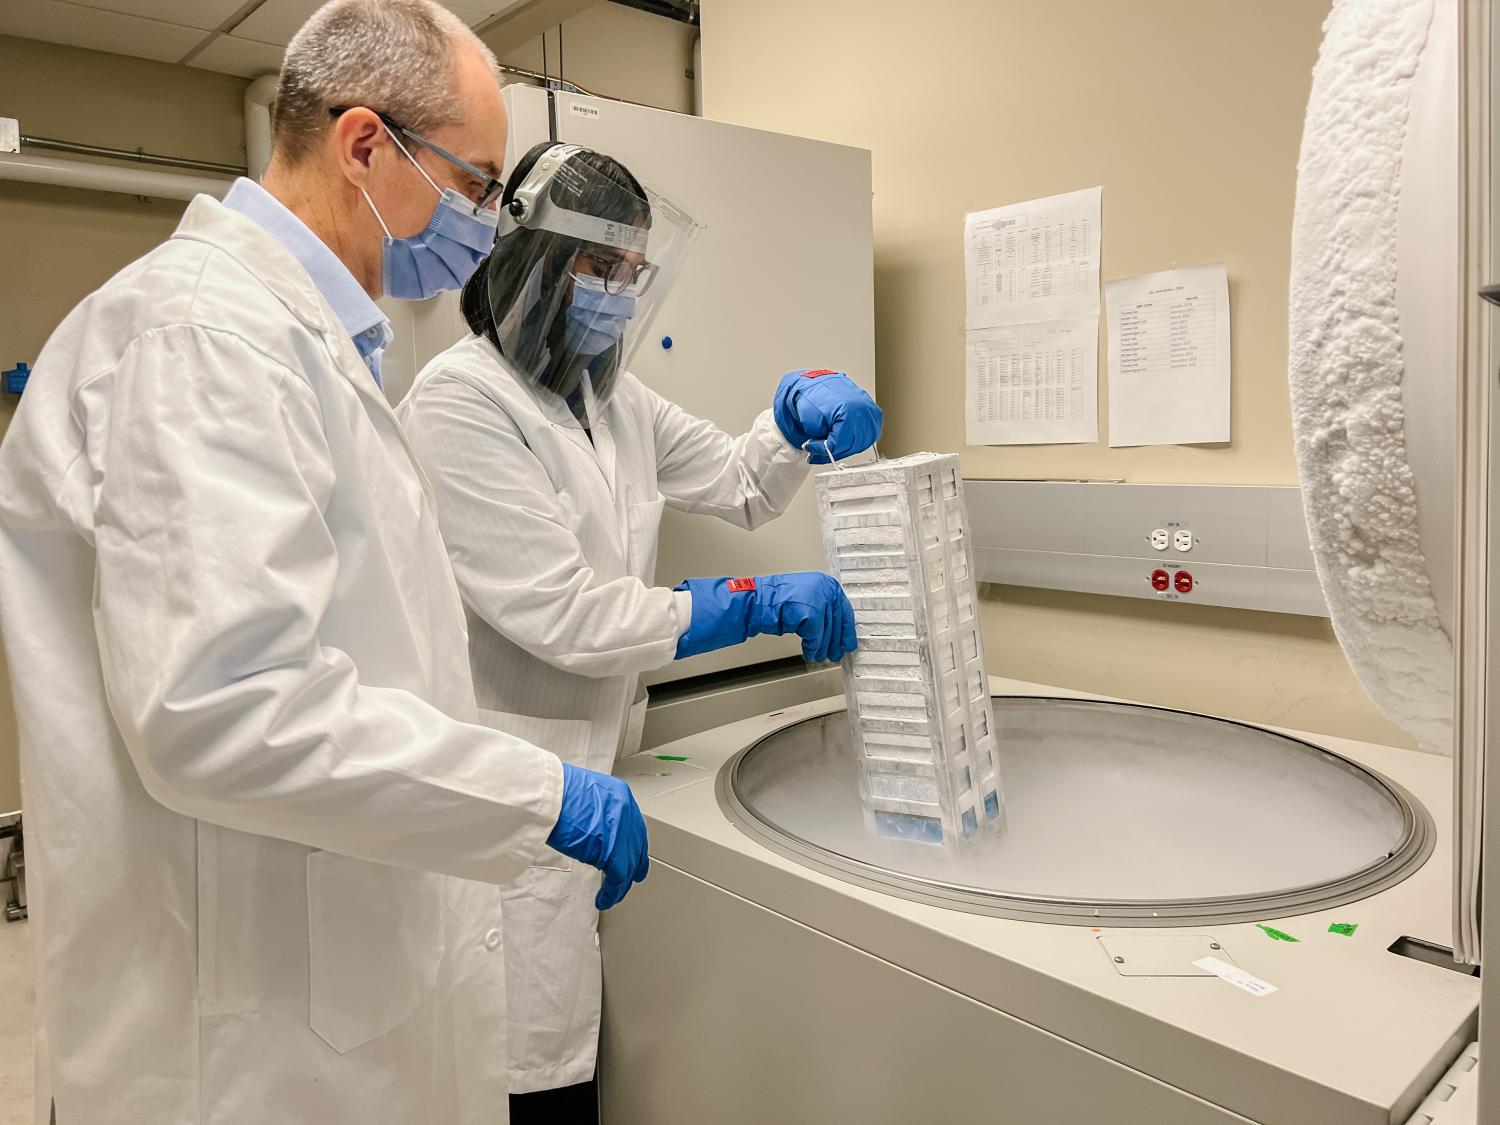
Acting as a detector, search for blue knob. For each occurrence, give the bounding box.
[661,336,674,350]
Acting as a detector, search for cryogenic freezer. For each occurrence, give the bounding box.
[600,681,1479,1125]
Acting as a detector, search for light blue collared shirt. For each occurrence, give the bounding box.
[222,178,393,386]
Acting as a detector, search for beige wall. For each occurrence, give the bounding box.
[702,0,1415,749]
[986,589,1410,746]
[0,36,249,368]
[492,3,696,113]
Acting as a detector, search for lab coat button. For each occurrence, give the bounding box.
[484,928,502,951]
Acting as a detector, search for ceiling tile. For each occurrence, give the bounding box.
[186,33,284,78]
[58,0,249,33]
[229,0,329,46]
[0,0,204,62]
[234,0,533,47]
[0,0,544,75]
[451,1,533,23]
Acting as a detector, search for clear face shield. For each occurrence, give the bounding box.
[485,145,701,425]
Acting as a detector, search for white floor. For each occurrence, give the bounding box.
[0,919,33,1125]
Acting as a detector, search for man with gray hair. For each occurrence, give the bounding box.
[0,2,648,1122]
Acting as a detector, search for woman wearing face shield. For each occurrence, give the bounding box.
[397,143,882,1122]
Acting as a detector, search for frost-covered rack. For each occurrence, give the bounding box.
[816,452,1003,845]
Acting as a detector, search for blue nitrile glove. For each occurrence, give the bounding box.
[674,573,858,663]
[773,369,884,464]
[546,763,650,910]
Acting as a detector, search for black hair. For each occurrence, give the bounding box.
[461,143,652,346]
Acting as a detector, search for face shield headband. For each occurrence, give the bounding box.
[485,145,702,422]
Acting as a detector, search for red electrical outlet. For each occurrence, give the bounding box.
[1174,571,1195,594]
[1150,569,1171,591]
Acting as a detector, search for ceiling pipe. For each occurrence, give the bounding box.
[245,73,278,181]
[20,135,243,176]
[0,151,232,202]
[498,61,591,95]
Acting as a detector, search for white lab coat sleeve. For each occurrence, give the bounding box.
[91,325,562,885]
[649,385,809,532]
[402,370,685,679]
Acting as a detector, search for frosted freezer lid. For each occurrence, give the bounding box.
[717,696,1434,925]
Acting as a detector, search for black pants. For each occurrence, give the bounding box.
[508,1077,599,1125]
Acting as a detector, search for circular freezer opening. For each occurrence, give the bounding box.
[717,696,1434,926]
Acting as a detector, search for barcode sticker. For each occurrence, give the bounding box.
[1192,957,1278,997]
[570,103,602,120]
[726,577,757,593]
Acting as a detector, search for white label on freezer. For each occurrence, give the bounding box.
[1192,957,1278,997]
[570,103,602,120]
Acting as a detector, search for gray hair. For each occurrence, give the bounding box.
[273,0,499,162]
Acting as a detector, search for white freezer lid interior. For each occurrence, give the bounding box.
[722,696,1432,925]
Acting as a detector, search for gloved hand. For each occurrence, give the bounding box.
[545,763,650,910]
[674,573,858,663]
[773,369,884,464]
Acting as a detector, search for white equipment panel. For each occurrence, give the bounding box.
[965,481,1327,616]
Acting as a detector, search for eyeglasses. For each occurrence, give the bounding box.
[328,106,504,210]
[573,248,659,296]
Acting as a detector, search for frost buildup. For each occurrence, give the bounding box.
[816,452,1003,846]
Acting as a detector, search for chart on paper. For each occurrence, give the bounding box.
[1106,262,1232,447]
[1116,290,1218,376]
[965,187,1103,329]
[965,318,1099,445]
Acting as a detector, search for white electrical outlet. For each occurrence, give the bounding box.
[1150,529,1170,551]
[1173,529,1194,552]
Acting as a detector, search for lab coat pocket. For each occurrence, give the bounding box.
[624,496,666,579]
[306,851,445,1055]
[476,708,596,873]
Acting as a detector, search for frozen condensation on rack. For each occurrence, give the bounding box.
[817,452,1003,846]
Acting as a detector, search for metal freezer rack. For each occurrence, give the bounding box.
[816,453,1002,845]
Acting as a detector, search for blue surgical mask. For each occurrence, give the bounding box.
[564,274,636,356]
[361,127,499,300]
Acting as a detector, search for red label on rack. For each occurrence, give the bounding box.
[726,577,757,592]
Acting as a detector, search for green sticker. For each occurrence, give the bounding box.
[1328,922,1358,937]
[1256,924,1300,943]
[654,754,688,762]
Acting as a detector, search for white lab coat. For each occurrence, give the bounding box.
[398,334,808,1091]
[0,196,566,1124]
